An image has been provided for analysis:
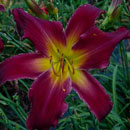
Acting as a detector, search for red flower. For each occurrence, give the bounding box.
[0,4,130,130]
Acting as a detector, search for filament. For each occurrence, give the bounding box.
[65,57,75,74]
[50,56,60,77]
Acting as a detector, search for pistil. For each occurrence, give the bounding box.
[60,54,64,73]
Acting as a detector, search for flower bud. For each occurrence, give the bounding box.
[24,0,48,20]
[108,0,122,15]
[102,0,123,28]
[46,2,58,16]
[108,5,122,23]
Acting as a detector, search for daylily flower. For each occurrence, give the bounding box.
[0,38,3,53]
[0,4,130,130]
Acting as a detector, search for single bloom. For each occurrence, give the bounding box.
[0,4,130,130]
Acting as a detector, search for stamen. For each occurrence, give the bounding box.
[57,49,61,56]
[50,56,60,77]
[57,49,60,53]
[71,60,75,74]
[60,53,64,73]
[65,57,75,74]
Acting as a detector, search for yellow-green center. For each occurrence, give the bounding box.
[50,49,74,77]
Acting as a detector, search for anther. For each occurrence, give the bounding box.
[49,56,52,62]
[57,49,61,56]
[57,49,60,53]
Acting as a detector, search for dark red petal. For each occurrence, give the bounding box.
[65,4,103,48]
[72,26,130,69]
[12,8,66,56]
[0,4,5,12]
[26,70,71,130]
[0,53,50,85]
[0,38,4,53]
[71,70,113,121]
